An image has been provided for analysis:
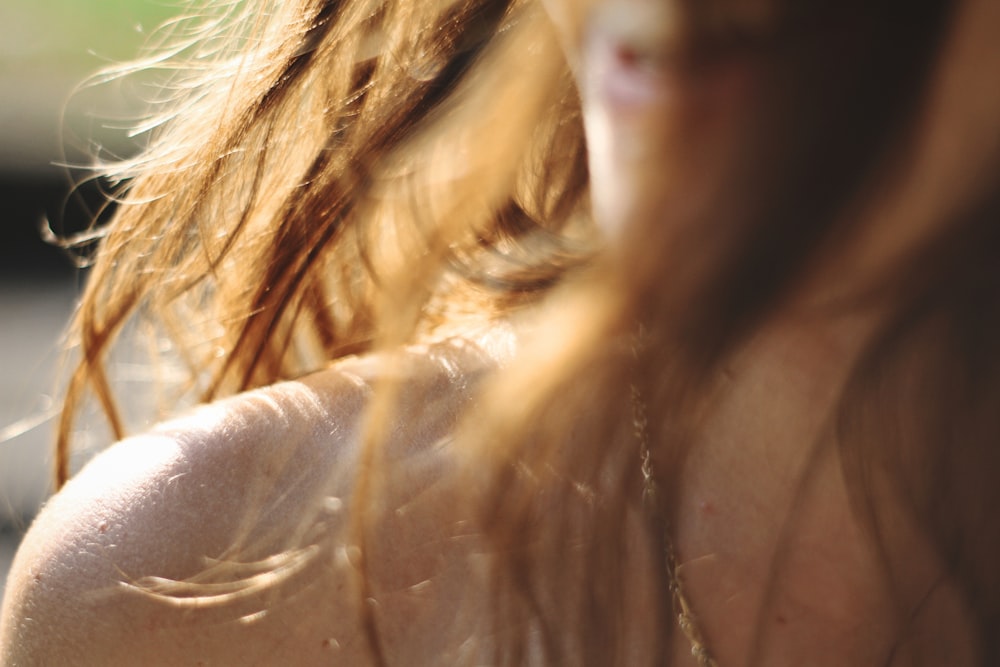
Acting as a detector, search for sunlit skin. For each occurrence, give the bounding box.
[0,336,516,665]
[1,0,994,664]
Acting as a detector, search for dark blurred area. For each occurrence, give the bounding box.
[1,0,178,597]
[0,175,100,281]
[0,0,175,279]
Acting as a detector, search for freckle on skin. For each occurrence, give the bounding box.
[98,522,109,534]
[776,614,787,625]
[699,500,715,515]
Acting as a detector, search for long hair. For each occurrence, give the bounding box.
[56,0,588,484]
[457,0,1000,664]
[58,0,1000,664]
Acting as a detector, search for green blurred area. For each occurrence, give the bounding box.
[0,0,187,172]
[2,0,180,66]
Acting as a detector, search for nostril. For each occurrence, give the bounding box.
[612,40,670,76]
[615,44,640,68]
[582,25,673,112]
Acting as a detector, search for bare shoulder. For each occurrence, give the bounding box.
[0,334,506,666]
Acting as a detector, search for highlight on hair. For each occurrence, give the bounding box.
[454,0,1000,663]
[53,0,1000,664]
[56,0,590,485]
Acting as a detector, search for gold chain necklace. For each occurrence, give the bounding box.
[631,334,717,666]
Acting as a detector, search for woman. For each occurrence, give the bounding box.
[2,0,999,664]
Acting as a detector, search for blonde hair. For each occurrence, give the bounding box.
[59,0,1000,664]
[57,0,588,484]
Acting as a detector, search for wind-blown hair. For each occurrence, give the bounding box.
[57,0,589,484]
[57,0,1000,664]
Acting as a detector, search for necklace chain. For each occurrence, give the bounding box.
[631,333,717,667]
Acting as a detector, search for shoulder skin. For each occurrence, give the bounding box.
[0,336,503,666]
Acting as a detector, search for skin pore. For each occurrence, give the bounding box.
[2,0,993,664]
[0,334,514,665]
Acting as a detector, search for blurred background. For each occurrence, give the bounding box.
[1,0,178,602]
